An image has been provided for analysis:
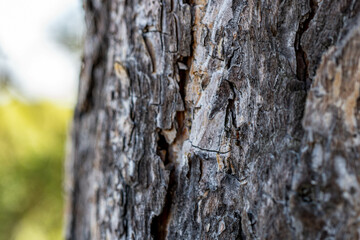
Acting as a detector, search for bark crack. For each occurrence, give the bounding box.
[294,0,317,90]
[150,1,193,237]
[189,140,232,154]
[150,165,176,240]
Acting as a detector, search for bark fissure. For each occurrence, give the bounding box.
[150,167,176,240]
[150,1,193,237]
[156,131,170,164]
[294,0,317,90]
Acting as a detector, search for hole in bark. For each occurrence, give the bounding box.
[111,90,116,100]
[183,0,194,4]
[234,212,246,240]
[157,132,169,164]
[247,212,256,226]
[297,183,315,203]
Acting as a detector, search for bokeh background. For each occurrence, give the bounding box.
[0,0,84,239]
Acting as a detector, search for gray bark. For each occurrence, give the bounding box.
[65,0,360,239]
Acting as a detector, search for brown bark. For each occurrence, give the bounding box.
[66,0,360,239]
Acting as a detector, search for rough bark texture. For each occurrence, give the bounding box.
[66,0,360,239]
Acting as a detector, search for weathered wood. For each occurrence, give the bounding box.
[66,0,360,239]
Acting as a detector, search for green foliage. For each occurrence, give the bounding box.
[0,96,72,240]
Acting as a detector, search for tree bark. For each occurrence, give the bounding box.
[65,0,360,239]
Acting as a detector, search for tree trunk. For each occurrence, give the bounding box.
[65,0,360,239]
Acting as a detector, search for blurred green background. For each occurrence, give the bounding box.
[0,0,84,239]
[0,86,72,240]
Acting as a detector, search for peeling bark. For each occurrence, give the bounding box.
[66,0,360,239]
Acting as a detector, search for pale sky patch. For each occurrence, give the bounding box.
[0,0,84,105]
